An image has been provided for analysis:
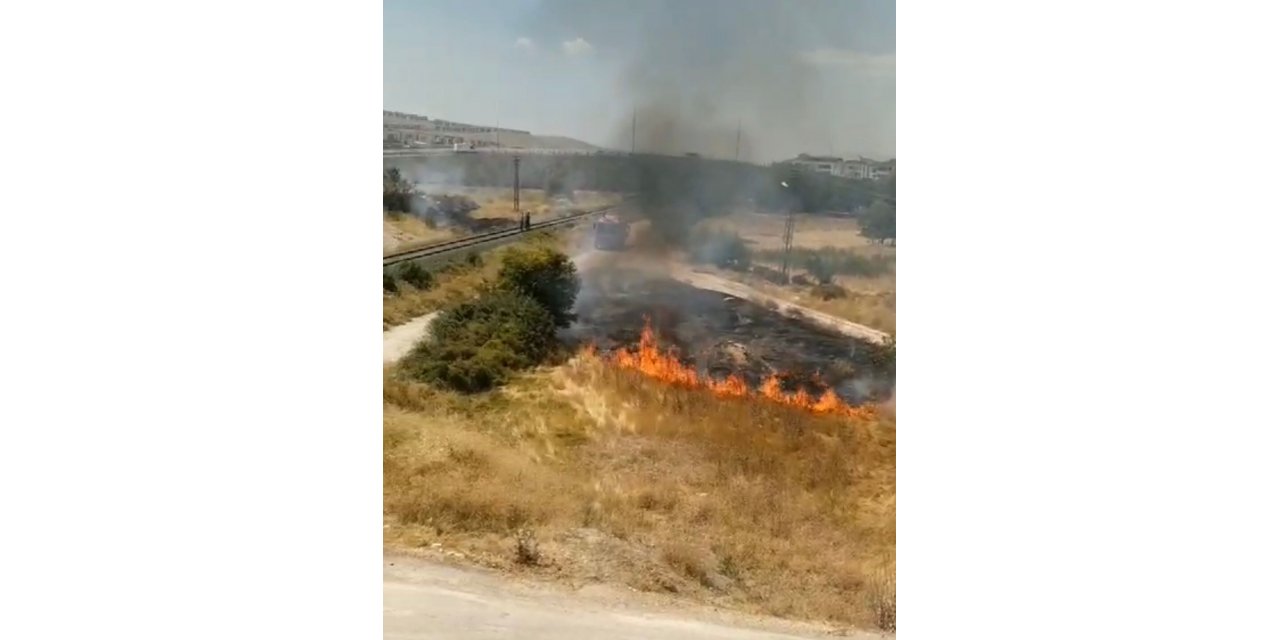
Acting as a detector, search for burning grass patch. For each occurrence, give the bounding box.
[585,317,875,420]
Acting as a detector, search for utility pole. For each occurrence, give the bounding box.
[780,167,799,279]
[734,118,741,162]
[781,212,797,280]
[513,156,521,214]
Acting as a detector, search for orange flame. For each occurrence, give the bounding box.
[584,317,874,420]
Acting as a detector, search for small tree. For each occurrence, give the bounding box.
[804,255,837,285]
[384,168,414,214]
[496,246,580,327]
[861,201,896,244]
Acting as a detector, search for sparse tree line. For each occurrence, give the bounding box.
[384,167,481,225]
[385,153,896,242]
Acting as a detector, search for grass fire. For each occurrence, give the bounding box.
[584,317,876,420]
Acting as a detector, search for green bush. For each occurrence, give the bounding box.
[804,255,837,284]
[384,168,414,214]
[861,202,896,243]
[496,246,580,327]
[398,262,434,290]
[383,273,399,294]
[401,291,556,392]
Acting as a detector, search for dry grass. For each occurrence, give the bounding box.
[700,212,873,251]
[383,353,896,630]
[384,214,458,254]
[459,188,621,222]
[383,259,498,329]
[727,271,896,334]
[384,190,622,255]
[692,213,896,333]
[382,233,568,329]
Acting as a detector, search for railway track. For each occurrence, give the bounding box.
[383,200,632,269]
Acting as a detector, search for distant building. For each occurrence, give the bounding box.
[785,153,895,181]
[382,110,530,149]
[786,154,845,177]
[869,160,895,181]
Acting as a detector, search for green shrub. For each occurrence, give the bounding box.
[805,255,837,284]
[401,291,556,392]
[860,201,896,243]
[383,272,399,294]
[496,246,580,327]
[384,168,414,214]
[399,262,434,290]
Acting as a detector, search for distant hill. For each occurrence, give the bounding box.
[384,110,600,151]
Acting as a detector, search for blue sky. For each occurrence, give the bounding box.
[384,0,895,161]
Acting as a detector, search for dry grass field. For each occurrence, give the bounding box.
[383,232,571,329]
[384,190,622,255]
[384,214,458,254]
[700,212,873,250]
[383,354,896,631]
[458,188,622,223]
[694,213,896,333]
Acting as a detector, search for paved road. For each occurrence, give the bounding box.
[385,557,880,640]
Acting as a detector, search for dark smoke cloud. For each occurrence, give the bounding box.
[525,0,895,162]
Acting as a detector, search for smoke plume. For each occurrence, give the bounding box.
[525,0,895,162]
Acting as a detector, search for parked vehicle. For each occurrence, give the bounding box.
[592,214,629,251]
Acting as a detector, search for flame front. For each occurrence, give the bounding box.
[585,317,874,420]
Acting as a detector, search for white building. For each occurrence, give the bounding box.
[786,154,845,177]
[785,154,895,181]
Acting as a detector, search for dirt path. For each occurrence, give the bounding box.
[385,554,883,640]
[668,266,891,344]
[383,312,438,363]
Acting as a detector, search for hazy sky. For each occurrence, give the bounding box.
[384,0,895,162]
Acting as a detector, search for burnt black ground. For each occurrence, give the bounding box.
[565,268,893,404]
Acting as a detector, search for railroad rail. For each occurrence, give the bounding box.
[383,200,632,269]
